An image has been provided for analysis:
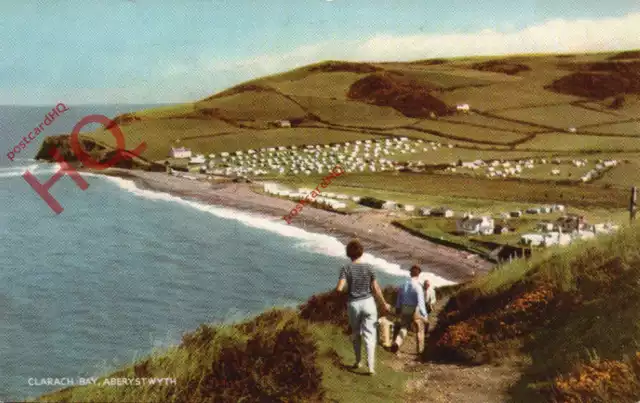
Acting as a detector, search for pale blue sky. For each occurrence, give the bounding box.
[1,0,639,105]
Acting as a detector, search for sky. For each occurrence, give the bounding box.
[1,0,639,105]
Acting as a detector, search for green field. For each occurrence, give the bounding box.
[411,119,530,144]
[518,133,640,151]
[594,159,640,187]
[585,121,640,135]
[266,71,365,99]
[197,90,307,121]
[379,65,507,88]
[133,103,197,119]
[440,113,547,132]
[292,95,417,128]
[82,119,248,160]
[272,171,628,209]
[439,83,581,112]
[493,104,622,129]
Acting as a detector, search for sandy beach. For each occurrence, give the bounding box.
[105,169,493,282]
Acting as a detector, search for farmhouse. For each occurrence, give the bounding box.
[456,216,494,235]
[456,103,470,113]
[170,147,192,159]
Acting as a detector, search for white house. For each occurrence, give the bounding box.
[456,104,470,113]
[457,216,494,235]
[170,147,192,159]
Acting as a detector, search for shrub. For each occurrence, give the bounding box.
[551,355,640,403]
[547,62,640,98]
[174,310,324,402]
[348,72,451,117]
[608,50,640,60]
[471,60,531,75]
[308,61,381,74]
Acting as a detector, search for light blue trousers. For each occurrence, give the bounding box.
[347,296,378,371]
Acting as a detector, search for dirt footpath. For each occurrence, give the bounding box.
[386,297,522,403]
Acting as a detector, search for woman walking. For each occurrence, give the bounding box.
[335,239,391,375]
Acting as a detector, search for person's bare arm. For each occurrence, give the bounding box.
[372,279,391,313]
[336,278,346,292]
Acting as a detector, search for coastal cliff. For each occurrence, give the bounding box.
[35,135,162,171]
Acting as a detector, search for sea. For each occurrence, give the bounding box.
[0,105,455,401]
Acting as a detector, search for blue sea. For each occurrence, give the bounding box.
[0,105,453,401]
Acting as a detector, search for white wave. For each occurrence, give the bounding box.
[0,163,60,178]
[98,174,457,287]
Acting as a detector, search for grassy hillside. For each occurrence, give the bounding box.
[428,221,640,402]
[38,290,413,403]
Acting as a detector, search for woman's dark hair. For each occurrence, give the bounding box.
[346,239,364,260]
[409,265,421,277]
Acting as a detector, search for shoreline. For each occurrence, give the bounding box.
[101,169,494,283]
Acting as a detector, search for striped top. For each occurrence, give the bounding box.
[339,262,376,301]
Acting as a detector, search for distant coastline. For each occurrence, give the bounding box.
[101,168,492,283]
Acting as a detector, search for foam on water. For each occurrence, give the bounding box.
[0,163,58,178]
[98,174,457,287]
